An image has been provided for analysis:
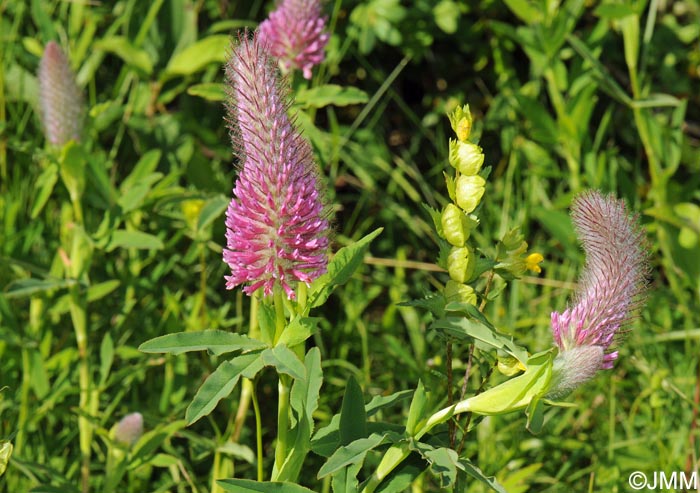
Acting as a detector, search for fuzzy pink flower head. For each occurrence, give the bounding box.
[547,191,649,397]
[38,41,84,146]
[258,0,329,79]
[223,34,329,300]
[114,412,144,447]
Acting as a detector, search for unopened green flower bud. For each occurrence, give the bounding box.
[449,139,484,175]
[444,280,476,305]
[441,204,475,246]
[455,175,485,213]
[448,104,472,141]
[447,246,475,283]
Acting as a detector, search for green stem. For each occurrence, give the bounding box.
[69,285,91,493]
[251,377,264,482]
[272,374,291,479]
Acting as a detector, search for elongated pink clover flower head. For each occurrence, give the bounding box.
[223,34,329,300]
[547,191,649,398]
[38,41,84,146]
[114,412,144,446]
[258,0,329,79]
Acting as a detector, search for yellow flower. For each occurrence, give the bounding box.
[456,117,471,142]
[525,253,544,273]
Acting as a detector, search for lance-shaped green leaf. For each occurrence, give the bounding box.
[309,228,382,308]
[138,330,266,355]
[217,479,316,493]
[261,344,306,380]
[186,352,264,424]
[318,433,390,479]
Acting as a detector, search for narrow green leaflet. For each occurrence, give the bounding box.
[94,36,153,74]
[411,442,459,488]
[405,381,429,435]
[339,376,367,445]
[187,82,226,102]
[430,316,528,364]
[197,195,229,231]
[139,330,266,355]
[31,163,59,218]
[274,348,323,481]
[3,278,76,298]
[331,461,362,493]
[317,433,389,479]
[459,458,507,493]
[217,479,316,493]
[277,316,321,347]
[309,228,383,308]
[295,84,369,108]
[186,352,263,424]
[121,150,161,192]
[106,230,164,251]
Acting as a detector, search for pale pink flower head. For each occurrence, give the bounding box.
[114,412,144,446]
[223,33,329,300]
[258,0,329,79]
[38,41,83,145]
[548,191,649,398]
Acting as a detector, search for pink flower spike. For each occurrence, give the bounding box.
[38,41,84,146]
[223,33,329,300]
[258,0,329,79]
[547,191,649,398]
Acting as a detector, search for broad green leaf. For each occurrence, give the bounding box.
[310,228,383,308]
[318,433,388,478]
[106,230,164,251]
[412,442,459,488]
[31,163,59,218]
[187,82,226,101]
[165,35,229,77]
[95,36,153,74]
[139,330,266,355]
[186,353,262,423]
[339,376,367,445]
[117,172,162,213]
[217,479,316,493]
[3,278,75,298]
[262,345,305,380]
[503,0,543,24]
[295,84,369,109]
[217,442,256,464]
[374,459,424,493]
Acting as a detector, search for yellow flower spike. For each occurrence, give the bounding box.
[525,252,544,274]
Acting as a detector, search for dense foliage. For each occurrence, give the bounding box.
[1,0,698,492]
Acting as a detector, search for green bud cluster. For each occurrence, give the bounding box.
[437,105,486,305]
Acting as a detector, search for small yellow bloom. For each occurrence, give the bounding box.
[456,117,471,142]
[525,252,544,273]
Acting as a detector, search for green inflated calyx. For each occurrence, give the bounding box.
[449,139,484,175]
[447,245,475,283]
[441,203,476,246]
[444,280,476,305]
[455,175,486,213]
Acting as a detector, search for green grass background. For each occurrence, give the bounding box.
[1,0,699,491]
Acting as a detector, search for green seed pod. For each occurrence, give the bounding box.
[447,245,476,283]
[449,139,484,175]
[444,280,477,305]
[455,175,486,213]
